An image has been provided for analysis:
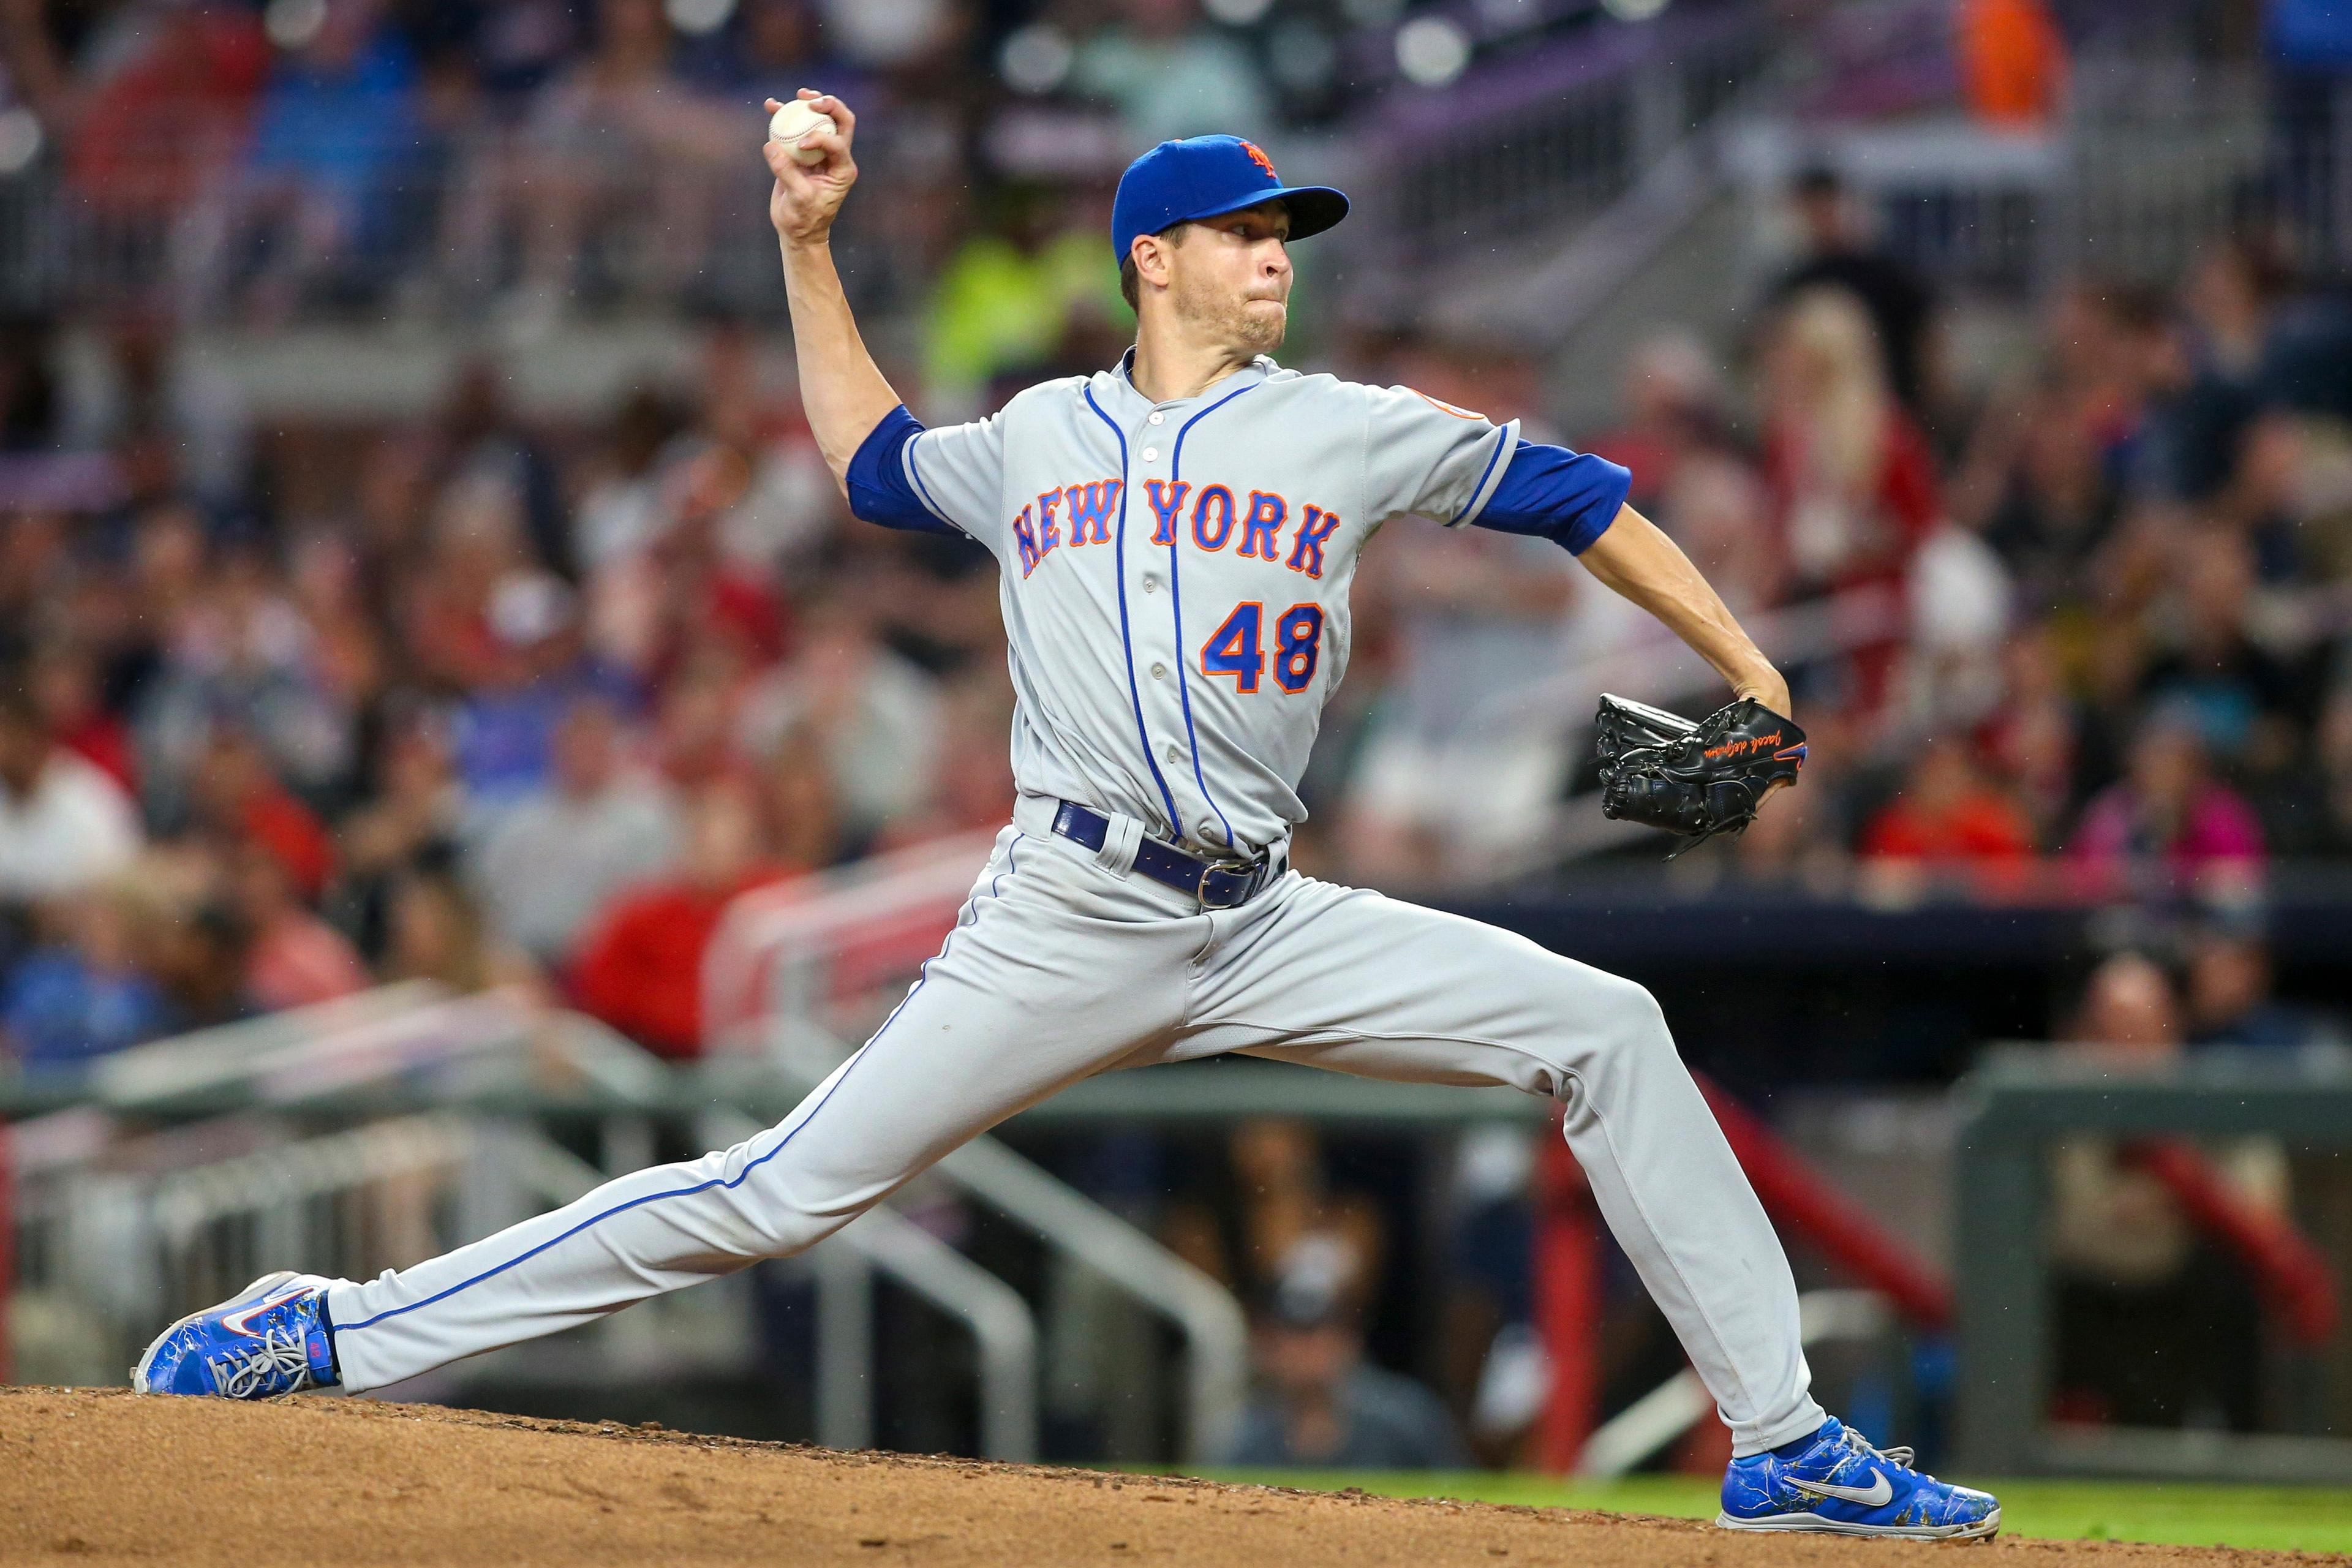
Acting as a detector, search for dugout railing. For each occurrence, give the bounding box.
[1954,1045,2352,1483]
[0,982,1210,1463]
[15,845,2350,1474]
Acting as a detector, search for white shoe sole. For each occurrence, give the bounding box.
[131,1270,300,1394]
[1715,1506,2001,1541]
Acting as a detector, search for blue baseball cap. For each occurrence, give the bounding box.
[1111,135,1349,265]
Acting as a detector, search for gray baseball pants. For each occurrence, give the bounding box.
[328,801,1825,1455]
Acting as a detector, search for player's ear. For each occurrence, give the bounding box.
[1132,232,1177,294]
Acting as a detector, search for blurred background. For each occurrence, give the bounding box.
[2,0,2351,1494]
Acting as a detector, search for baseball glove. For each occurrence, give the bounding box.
[1594,693,1806,850]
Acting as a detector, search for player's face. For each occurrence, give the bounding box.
[1169,203,1293,355]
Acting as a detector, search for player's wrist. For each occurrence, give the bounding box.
[1732,667,1790,716]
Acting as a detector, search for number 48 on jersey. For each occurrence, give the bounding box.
[1201,602,1324,695]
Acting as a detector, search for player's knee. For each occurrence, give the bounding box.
[1526,965,1670,1084]
[1587,971,1672,1055]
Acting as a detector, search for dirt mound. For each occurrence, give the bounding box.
[0,1387,2327,1566]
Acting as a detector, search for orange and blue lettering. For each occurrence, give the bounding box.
[1273,603,1324,692]
[1192,485,1236,551]
[1036,489,1065,557]
[1144,480,1190,545]
[1012,506,1041,576]
[1286,504,1341,579]
[1239,491,1286,559]
[1066,480,1121,547]
[1201,601,1265,693]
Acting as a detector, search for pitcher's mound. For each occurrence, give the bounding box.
[0,1387,2304,1566]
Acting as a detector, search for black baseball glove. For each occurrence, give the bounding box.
[1594,693,1806,850]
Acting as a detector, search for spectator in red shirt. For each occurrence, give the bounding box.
[64,1,270,222]
[587,446,789,692]
[1761,288,1943,603]
[31,643,137,796]
[1583,330,1736,518]
[232,840,368,1012]
[1860,738,2038,865]
[1956,0,2069,129]
[1761,288,1943,718]
[189,729,336,902]
[571,778,798,1058]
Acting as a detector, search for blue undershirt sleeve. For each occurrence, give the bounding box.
[1472,441,1632,556]
[845,405,963,537]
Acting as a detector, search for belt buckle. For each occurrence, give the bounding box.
[1195,858,1257,910]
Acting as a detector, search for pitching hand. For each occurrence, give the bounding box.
[764,91,857,249]
[1733,675,1794,811]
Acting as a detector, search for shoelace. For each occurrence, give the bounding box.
[1836,1425,1917,1471]
[208,1327,317,1399]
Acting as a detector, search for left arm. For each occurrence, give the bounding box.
[1466,439,1790,715]
[1577,505,1791,715]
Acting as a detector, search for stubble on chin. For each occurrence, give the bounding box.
[1235,301,1287,355]
[1177,281,1287,355]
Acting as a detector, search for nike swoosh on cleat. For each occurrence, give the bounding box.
[218,1286,311,1338]
[1787,1471,1892,1507]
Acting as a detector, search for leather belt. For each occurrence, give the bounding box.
[1050,801,1274,910]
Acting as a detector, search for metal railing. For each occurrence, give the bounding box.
[0,111,927,328]
[703,829,1001,1049]
[698,1107,1042,1461]
[1744,56,2352,299]
[1954,1047,2352,1482]
[5,989,1060,1456]
[1338,9,1777,319]
[2054,58,2274,287]
[6,968,1246,1463]
[1577,1289,1896,1476]
[9,1109,593,1382]
[706,846,1252,1463]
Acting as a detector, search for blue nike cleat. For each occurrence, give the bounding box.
[1717,1417,2000,1540]
[133,1271,342,1398]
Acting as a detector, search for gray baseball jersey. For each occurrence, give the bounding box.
[319,358,1825,1460]
[900,355,1518,855]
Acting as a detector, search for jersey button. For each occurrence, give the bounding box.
[1142,575,1158,592]
[1151,663,1166,679]
[1164,745,1181,764]
[1141,447,1159,461]
[1148,412,1165,425]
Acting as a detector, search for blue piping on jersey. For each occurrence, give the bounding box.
[339,837,1027,1338]
[987,833,1022,902]
[1448,423,1513,526]
[1165,379,1261,851]
[341,991,899,1333]
[904,431,956,532]
[1082,386,1185,839]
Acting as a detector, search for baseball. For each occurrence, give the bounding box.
[768,98,835,165]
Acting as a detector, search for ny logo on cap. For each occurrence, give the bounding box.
[1239,140,1276,178]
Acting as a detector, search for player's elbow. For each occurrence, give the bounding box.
[842,404,956,534]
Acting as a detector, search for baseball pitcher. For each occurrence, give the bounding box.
[135,94,1998,1540]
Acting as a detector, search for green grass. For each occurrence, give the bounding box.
[1185,1471,2352,1553]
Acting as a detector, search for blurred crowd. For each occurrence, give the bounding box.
[1576,181,2352,902]
[0,312,1033,1067]
[0,0,1434,326]
[1335,160,2352,894]
[4,0,2350,1470]
[1,0,2351,1079]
